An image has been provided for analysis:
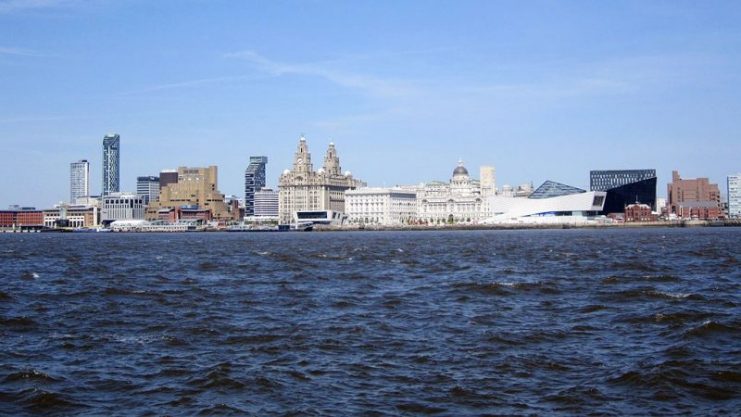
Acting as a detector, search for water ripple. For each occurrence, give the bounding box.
[0,228,739,415]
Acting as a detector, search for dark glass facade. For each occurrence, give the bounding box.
[102,134,120,196]
[244,156,268,216]
[600,177,657,214]
[590,170,657,214]
[590,169,656,191]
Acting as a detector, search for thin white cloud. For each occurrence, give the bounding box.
[118,74,269,96]
[0,46,46,57]
[0,0,80,13]
[225,50,417,98]
[0,115,83,124]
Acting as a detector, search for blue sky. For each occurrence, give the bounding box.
[1,0,740,208]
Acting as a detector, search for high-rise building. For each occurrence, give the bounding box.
[590,169,657,213]
[244,156,268,216]
[728,174,741,218]
[136,176,160,204]
[70,159,90,203]
[146,166,237,221]
[254,188,279,218]
[102,133,120,196]
[667,170,721,219]
[480,166,496,195]
[278,136,365,224]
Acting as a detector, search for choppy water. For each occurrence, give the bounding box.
[0,228,739,416]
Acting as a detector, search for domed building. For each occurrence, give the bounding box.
[417,161,486,224]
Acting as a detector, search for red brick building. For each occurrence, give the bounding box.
[179,207,213,222]
[0,210,44,228]
[673,201,722,220]
[624,203,658,222]
[666,170,721,219]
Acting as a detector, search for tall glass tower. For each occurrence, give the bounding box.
[102,133,120,196]
[244,156,268,216]
[70,159,90,203]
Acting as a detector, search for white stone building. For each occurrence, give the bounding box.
[417,161,485,224]
[278,136,365,224]
[345,187,417,226]
[102,192,146,222]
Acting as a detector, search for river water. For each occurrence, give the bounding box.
[0,228,739,416]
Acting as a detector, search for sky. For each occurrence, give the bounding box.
[1,0,740,208]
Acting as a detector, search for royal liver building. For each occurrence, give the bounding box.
[278,136,365,224]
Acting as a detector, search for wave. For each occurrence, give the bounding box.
[11,388,83,412]
[4,369,62,383]
[395,402,447,414]
[600,288,705,302]
[197,403,247,416]
[609,360,737,401]
[450,282,512,296]
[0,316,38,328]
[684,320,739,338]
[224,334,283,345]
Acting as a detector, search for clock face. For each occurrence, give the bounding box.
[297,158,303,164]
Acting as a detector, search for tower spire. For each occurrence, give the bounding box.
[323,142,341,176]
[292,135,313,174]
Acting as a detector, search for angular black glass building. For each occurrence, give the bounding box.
[590,170,657,214]
[244,156,268,216]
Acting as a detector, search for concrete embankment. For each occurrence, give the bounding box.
[314,220,741,232]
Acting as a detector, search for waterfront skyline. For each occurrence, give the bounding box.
[2,1,741,208]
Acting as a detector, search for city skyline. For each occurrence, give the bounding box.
[2,130,738,210]
[2,1,741,208]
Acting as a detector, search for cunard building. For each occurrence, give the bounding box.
[278,136,365,224]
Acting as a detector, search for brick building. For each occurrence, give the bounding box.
[0,209,44,229]
[624,203,658,222]
[666,170,721,219]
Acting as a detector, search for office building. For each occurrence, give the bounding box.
[480,166,496,196]
[727,174,741,218]
[70,159,90,203]
[346,187,418,226]
[102,192,146,222]
[244,156,268,216]
[254,188,279,218]
[136,176,160,204]
[0,208,44,230]
[500,183,534,198]
[590,169,657,213]
[666,170,721,219]
[102,133,120,196]
[43,204,99,228]
[278,136,365,224]
[146,166,237,222]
